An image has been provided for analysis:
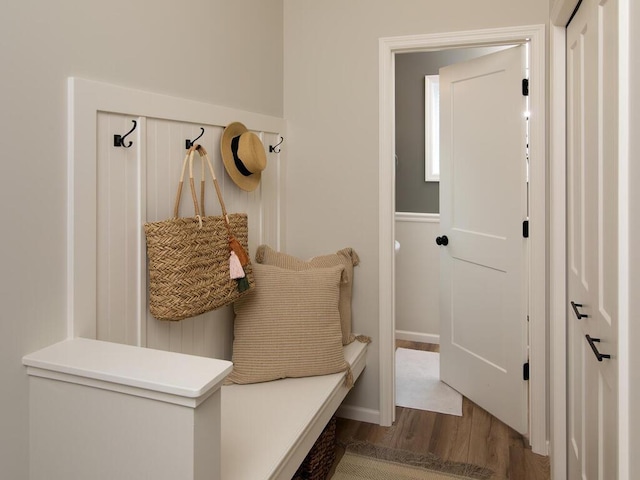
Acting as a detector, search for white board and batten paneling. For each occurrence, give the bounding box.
[394,212,440,344]
[70,77,286,359]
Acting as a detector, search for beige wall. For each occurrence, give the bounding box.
[283,0,549,414]
[0,1,282,478]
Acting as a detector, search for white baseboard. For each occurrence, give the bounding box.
[395,330,440,344]
[336,405,380,425]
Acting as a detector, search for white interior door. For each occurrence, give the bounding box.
[566,0,619,478]
[439,45,528,434]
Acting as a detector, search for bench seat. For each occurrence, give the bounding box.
[221,339,368,480]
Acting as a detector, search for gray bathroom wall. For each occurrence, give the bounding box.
[395,47,510,213]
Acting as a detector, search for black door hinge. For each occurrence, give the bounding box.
[523,362,530,381]
[523,220,529,238]
[522,78,529,96]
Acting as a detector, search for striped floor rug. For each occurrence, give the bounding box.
[332,452,481,480]
[333,442,493,480]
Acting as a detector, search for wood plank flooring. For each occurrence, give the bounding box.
[331,340,550,479]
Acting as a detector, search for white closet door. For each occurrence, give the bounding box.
[566,0,619,477]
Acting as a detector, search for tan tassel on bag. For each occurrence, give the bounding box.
[229,236,250,266]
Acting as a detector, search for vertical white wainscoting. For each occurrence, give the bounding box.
[96,118,283,360]
[394,213,441,344]
[79,78,285,361]
[96,113,146,347]
[263,133,284,251]
[143,119,238,359]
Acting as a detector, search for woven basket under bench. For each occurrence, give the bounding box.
[292,416,337,480]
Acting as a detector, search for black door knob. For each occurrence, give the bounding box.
[435,235,449,246]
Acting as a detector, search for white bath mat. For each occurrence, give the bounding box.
[395,348,463,416]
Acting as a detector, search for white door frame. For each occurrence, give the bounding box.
[378,24,547,454]
[548,3,575,478]
[548,2,599,478]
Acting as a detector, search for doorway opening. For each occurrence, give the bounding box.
[393,45,519,342]
[378,25,546,454]
[393,43,526,424]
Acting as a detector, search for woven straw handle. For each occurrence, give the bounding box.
[173,147,199,218]
[172,145,232,233]
[195,145,230,222]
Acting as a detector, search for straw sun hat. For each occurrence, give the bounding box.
[220,122,267,192]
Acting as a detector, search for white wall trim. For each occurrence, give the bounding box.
[379,25,547,452]
[395,212,440,223]
[395,330,440,345]
[525,24,548,458]
[378,36,396,427]
[336,405,380,425]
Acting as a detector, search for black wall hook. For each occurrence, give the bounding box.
[186,128,205,149]
[269,136,284,153]
[114,120,137,148]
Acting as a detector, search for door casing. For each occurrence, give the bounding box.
[378,24,546,453]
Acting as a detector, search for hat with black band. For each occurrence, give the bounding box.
[220,122,267,192]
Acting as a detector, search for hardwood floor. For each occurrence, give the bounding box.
[331,341,550,479]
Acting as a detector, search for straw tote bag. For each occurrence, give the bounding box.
[144,145,254,321]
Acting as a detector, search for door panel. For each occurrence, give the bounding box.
[566,0,618,477]
[451,259,508,369]
[439,45,528,434]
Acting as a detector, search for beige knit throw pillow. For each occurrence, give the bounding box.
[255,245,360,345]
[226,263,350,385]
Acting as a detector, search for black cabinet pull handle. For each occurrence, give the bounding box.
[435,235,449,246]
[585,335,611,362]
[571,301,588,319]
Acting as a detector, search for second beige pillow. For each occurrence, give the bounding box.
[255,245,359,345]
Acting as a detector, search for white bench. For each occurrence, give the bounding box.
[23,337,368,480]
[221,339,368,480]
